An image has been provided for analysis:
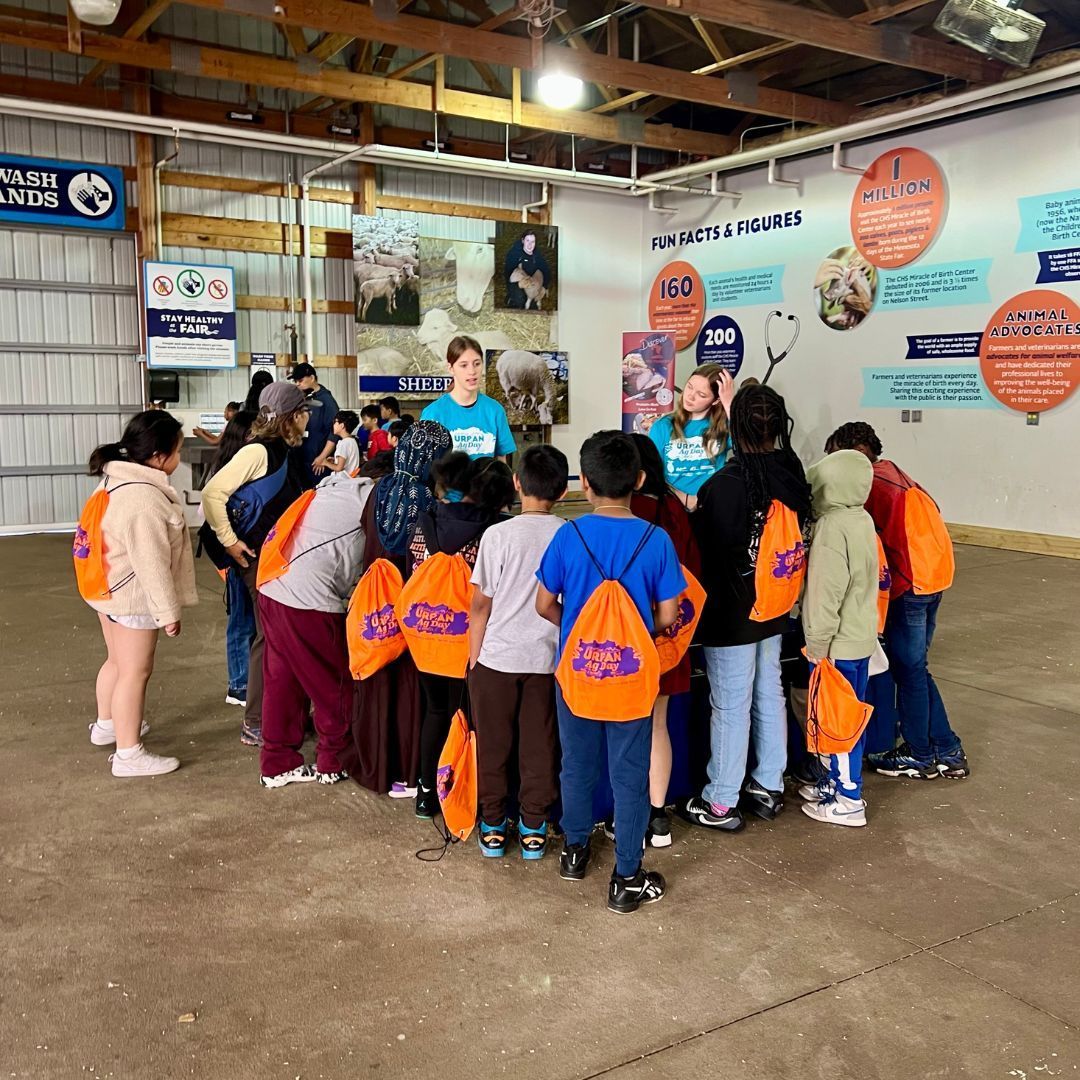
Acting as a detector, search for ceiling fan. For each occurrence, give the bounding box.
[934,0,1046,67]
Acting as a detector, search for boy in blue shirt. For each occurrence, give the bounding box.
[421,335,516,460]
[536,431,685,914]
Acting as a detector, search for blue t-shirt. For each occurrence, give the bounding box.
[420,393,516,459]
[536,514,686,659]
[648,415,727,497]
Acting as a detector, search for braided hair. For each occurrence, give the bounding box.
[729,383,797,551]
[825,421,882,460]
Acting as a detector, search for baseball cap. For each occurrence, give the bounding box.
[288,362,317,381]
[259,380,322,418]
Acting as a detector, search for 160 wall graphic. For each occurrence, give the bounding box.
[644,144,1080,416]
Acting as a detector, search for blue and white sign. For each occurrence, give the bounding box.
[0,154,125,231]
[145,260,237,369]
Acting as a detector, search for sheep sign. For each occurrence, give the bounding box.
[494,222,558,313]
[486,349,569,426]
[353,215,421,327]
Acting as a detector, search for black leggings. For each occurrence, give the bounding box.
[417,673,466,791]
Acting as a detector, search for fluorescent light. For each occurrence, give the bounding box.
[537,72,584,110]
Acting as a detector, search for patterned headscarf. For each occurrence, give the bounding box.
[374,419,453,555]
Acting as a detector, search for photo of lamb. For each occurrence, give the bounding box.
[485,349,569,426]
[353,215,421,327]
[356,234,556,391]
[493,222,558,313]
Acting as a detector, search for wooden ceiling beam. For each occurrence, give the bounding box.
[0,17,731,155]
[554,13,618,103]
[594,0,947,119]
[80,0,172,85]
[308,32,355,63]
[278,23,309,56]
[632,0,1001,82]
[551,43,852,125]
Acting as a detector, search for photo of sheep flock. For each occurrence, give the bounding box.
[355,222,557,392]
[485,349,569,426]
[352,216,421,327]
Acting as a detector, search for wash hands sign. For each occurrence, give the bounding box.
[0,153,125,230]
[145,260,237,369]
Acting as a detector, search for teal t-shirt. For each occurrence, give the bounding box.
[420,393,516,459]
[648,415,726,496]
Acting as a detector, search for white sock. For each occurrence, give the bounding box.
[96,718,114,730]
[115,743,142,759]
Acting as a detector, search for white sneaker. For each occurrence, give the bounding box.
[797,781,835,802]
[260,764,317,789]
[801,793,867,827]
[224,693,247,707]
[316,770,350,785]
[109,745,180,777]
[90,720,149,746]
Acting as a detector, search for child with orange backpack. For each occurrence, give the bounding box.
[406,453,516,819]
[826,422,968,780]
[799,449,879,827]
[683,385,811,833]
[255,470,373,788]
[468,445,569,861]
[536,432,685,914]
[76,411,198,777]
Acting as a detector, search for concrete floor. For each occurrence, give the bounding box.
[3,537,1079,1079]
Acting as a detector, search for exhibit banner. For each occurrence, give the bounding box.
[0,153,125,231]
[621,331,676,434]
[145,261,237,370]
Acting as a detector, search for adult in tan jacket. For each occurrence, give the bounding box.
[80,411,197,778]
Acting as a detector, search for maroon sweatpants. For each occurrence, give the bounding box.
[258,593,353,777]
[468,662,559,829]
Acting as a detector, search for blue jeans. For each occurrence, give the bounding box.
[884,591,961,760]
[225,566,256,695]
[556,688,651,879]
[809,658,870,800]
[702,635,786,810]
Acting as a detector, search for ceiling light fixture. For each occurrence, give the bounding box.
[69,0,122,25]
[934,0,1045,67]
[537,72,584,110]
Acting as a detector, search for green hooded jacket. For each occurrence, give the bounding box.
[802,450,879,661]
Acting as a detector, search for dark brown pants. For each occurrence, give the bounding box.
[468,662,559,829]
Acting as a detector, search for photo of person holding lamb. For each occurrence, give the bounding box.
[496,223,558,311]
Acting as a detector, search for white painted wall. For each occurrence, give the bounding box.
[629,93,1080,539]
[551,187,644,477]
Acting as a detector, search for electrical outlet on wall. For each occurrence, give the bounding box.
[901,410,911,423]
[1027,412,1040,426]
[912,410,922,423]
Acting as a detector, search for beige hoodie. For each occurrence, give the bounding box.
[802,450,878,661]
[86,461,198,627]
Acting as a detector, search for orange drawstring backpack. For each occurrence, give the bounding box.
[255,490,317,589]
[903,487,955,594]
[805,656,874,756]
[875,534,891,635]
[555,523,661,722]
[395,521,474,678]
[750,499,806,622]
[655,565,706,675]
[73,479,159,602]
[346,559,406,680]
[437,708,477,842]
[878,471,955,595]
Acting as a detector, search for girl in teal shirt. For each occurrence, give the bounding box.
[648,363,733,510]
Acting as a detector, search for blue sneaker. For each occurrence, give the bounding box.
[478,818,508,858]
[935,747,971,779]
[518,820,548,861]
[867,743,938,780]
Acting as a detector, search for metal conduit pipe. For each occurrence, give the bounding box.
[300,144,373,367]
[521,181,549,222]
[153,128,180,257]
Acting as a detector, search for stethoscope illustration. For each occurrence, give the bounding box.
[763,310,800,384]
